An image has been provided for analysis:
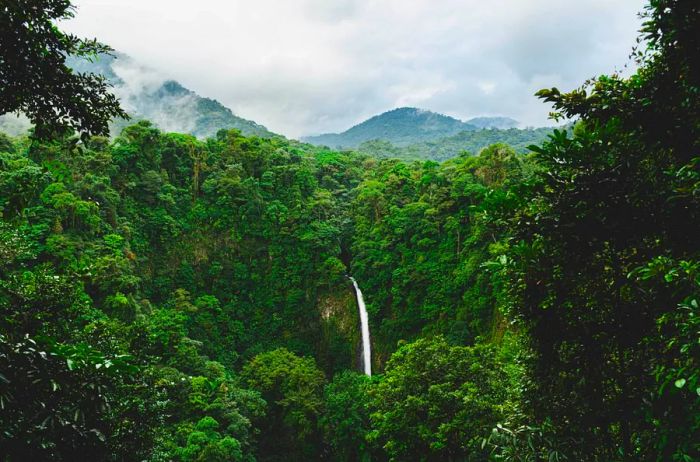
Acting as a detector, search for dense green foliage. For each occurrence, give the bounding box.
[356,126,556,161]
[242,348,326,461]
[498,1,700,458]
[321,371,373,462]
[0,120,520,461]
[1,0,698,461]
[368,337,507,461]
[0,126,360,460]
[350,143,529,355]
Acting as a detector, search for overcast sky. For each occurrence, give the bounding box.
[64,0,646,138]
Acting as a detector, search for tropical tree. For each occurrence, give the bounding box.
[368,336,506,461]
[503,0,700,459]
[242,348,327,461]
[321,371,374,462]
[0,0,126,138]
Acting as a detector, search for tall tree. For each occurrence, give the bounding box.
[0,0,126,138]
[368,336,506,462]
[242,348,327,461]
[506,0,700,459]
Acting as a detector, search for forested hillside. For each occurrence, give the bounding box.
[303,107,474,147]
[0,125,522,460]
[355,126,556,161]
[304,107,553,162]
[1,0,698,461]
[303,107,524,148]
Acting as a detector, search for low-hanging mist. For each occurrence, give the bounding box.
[72,53,276,139]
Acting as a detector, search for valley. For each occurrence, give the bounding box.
[0,1,698,461]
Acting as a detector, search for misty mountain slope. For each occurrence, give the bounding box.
[302,107,521,148]
[107,74,275,139]
[96,54,277,139]
[0,53,277,139]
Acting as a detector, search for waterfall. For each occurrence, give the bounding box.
[349,277,372,376]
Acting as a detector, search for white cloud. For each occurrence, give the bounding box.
[478,82,496,95]
[63,0,645,138]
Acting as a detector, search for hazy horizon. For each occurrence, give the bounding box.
[63,0,645,138]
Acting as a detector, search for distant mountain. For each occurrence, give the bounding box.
[87,54,277,139]
[302,107,522,148]
[0,53,277,139]
[465,116,519,129]
[303,107,477,148]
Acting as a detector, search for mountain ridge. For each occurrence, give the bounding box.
[94,54,277,139]
[0,53,278,139]
[302,107,520,148]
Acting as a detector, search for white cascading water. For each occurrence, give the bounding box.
[349,277,372,376]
